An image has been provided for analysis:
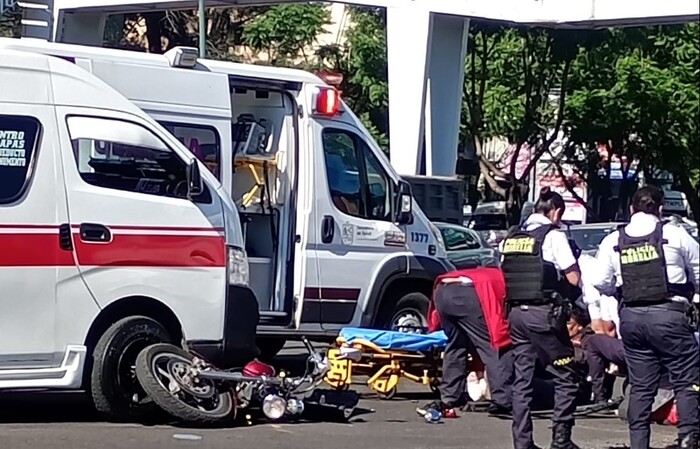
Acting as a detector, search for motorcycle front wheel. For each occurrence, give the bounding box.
[135,343,235,426]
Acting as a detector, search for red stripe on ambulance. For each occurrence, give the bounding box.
[0,225,226,268]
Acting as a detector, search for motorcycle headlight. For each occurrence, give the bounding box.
[262,394,287,420]
[227,246,249,286]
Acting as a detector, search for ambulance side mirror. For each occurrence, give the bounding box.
[186,158,204,199]
[395,180,413,225]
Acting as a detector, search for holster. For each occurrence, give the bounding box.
[688,303,699,329]
[548,293,571,330]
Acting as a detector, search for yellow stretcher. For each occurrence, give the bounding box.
[324,327,449,399]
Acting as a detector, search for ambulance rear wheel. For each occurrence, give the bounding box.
[386,292,429,333]
[90,316,172,422]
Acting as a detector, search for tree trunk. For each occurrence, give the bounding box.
[144,12,166,54]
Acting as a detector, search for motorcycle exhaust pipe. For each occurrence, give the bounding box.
[197,370,284,385]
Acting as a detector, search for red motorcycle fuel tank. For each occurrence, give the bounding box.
[243,359,276,377]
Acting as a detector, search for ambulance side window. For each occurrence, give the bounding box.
[322,128,393,222]
[0,115,41,205]
[159,122,221,180]
[66,116,206,201]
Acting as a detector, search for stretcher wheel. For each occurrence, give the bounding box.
[429,382,440,394]
[377,387,397,400]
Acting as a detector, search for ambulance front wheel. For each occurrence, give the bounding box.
[386,292,429,333]
[90,316,172,422]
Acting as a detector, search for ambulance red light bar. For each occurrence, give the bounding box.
[313,87,341,116]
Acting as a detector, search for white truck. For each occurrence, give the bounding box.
[0,38,452,357]
[0,47,259,421]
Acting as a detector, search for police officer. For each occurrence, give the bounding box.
[592,185,699,449]
[501,188,582,449]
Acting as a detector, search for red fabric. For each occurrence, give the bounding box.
[665,403,679,426]
[652,401,679,426]
[428,267,512,350]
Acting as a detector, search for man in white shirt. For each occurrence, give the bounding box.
[592,185,699,449]
[579,254,618,336]
[500,188,582,449]
[578,254,625,403]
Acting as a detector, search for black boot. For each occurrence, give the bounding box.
[549,423,581,449]
[679,432,699,449]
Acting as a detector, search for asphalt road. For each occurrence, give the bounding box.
[0,343,680,449]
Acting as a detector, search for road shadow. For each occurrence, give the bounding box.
[0,349,363,427]
[0,390,101,424]
[607,446,676,449]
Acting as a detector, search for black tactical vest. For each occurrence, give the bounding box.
[501,224,561,303]
[616,222,693,305]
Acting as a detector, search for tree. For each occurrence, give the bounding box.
[243,4,330,66]
[0,4,21,38]
[103,8,269,59]
[322,7,389,150]
[566,24,700,220]
[462,22,600,225]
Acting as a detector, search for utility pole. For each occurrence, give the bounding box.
[198,0,206,58]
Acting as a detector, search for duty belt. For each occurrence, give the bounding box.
[622,299,689,313]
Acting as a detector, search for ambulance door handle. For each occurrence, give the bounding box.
[80,223,112,243]
[321,215,334,244]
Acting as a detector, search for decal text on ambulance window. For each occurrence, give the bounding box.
[0,115,41,205]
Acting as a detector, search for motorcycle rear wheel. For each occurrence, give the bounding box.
[135,343,235,426]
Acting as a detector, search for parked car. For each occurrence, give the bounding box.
[434,222,500,269]
[566,222,625,256]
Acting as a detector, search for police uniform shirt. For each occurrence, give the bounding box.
[592,212,700,303]
[579,254,604,319]
[599,294,621,338]
[579,253,621,337]
[500,213,578,272]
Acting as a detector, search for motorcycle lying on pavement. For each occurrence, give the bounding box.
[134,337,362,426]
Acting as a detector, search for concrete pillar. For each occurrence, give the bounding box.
[386,6,432,176]
[425,15,469,176]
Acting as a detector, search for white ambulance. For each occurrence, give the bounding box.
[0,48,259,420]
[0,39,452,356]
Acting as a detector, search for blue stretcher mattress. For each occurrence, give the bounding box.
[339,327,448,352]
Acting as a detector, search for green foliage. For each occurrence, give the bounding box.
[566,23,700,216]
[0,5,21,38]
[243,4,330,65]
[322,7,389,152]
[464,23,609,147]
[566,23,700,215]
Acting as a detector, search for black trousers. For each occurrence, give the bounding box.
[509,304,579,449]
[619,305,700,449]
[582,333,626,402]
[434,282,514,408]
